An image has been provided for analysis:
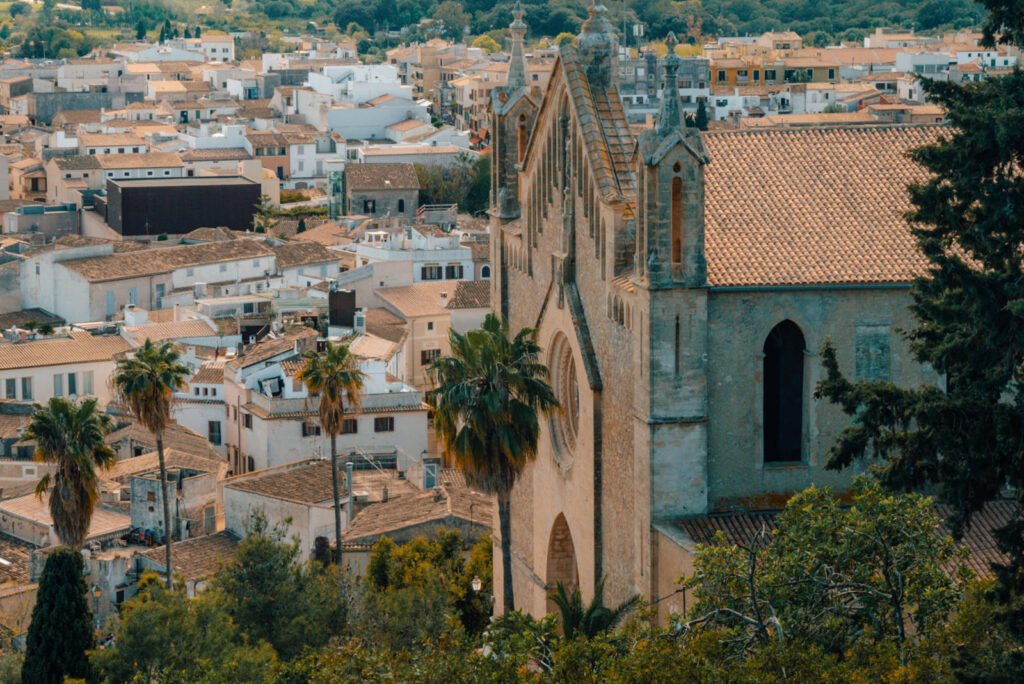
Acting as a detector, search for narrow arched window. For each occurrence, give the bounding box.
[763,321,805,463]
[671,176,683,264]
[517,114,527,162]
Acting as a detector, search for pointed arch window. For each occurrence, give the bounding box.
[671,175,683,264]
[763,321,805,463]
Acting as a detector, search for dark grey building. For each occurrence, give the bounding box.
[99,177,261,237]
[345,163,419,219]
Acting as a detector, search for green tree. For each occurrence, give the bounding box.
[90,571,278,682]
[135,19,146,40]
[36,322,53,336]
[183,26,191,39]
[0,24,10,41]
[432,0,469,42]
[695,99,708,130]
[549,576,640,640]
[211,513,348,659]
[296,217,306,233]
[428,314,558,612]
[21,397,114,549]
[253,194,279,234]
[112,340,190,587]
[21,548,93,684]
[8,3,29,18]
[684,478,967,664]
[813,0,1024,648]
[471,34,500,53]
[554,32,576,47]
[296,340,366,566]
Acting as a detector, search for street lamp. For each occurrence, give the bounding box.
[471,576,482,593]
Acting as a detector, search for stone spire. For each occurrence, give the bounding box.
[656,33,683,136]
[577,3,618,88]
[506,1,527,90]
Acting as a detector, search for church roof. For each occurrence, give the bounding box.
[703,125,937,287]
[560,46,636,204]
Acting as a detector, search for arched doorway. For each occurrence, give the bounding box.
[545,513,579,614]
[763,320,806,463]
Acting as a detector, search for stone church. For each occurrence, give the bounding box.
[488,3,940,618]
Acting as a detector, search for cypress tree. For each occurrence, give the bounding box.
[297,218,306,233]
[21,548,93,684]
[815,0,1024,648]
[695,99,708,131]
[135,19,146,41]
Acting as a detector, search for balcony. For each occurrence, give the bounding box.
[248,388,424,417]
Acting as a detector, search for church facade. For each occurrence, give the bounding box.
[489,4,941,617]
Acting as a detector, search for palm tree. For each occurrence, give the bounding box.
[21,397,115,549]
[428,313,559,612]
[112,339,190,587]
[549,576,640,640]
[297,340,366,566]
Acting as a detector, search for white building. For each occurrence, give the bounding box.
[0,329,131,406]
[222,328,428,476]
[306,65,412,104]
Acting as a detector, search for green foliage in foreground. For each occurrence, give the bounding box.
[22,549,93,684]
[80,480,1024,683]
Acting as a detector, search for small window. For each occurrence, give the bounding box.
[186,267,194,277]
[208,421,222,445]
[374,416,395,433]
[4,379,15,399]
[427,321,434,331]
[445,264,463,279]
[53,374,63,397]
[253,259,260,268]
[242,413,252,429]
[21,378,32,400]
[301,421,321,437]
[220,264,227,272]
[421,349,440,366]
[421,265,442,281]
[194,387,200,396]
[341,419,358,434]
[398,198,405,213]
[147,491,155,502]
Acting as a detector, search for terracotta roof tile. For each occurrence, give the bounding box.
[0,330,130,371]
[703,126,938,286]
[224,460,338,505]
[141,531,240,581]
[342,484,492,543]
[60,240,274,282]
[271,242,340,269]
[447,280,489,309]
[346,163,419,191]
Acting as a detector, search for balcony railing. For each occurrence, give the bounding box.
[249,388,424,416]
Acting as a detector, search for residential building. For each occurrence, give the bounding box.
[345,163,419,219]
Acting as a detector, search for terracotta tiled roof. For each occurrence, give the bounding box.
[53,155,102,170]
[673,499,1020,580]
[190,363,225,385]
[103,448,226,483]
[97,152,183,169]
[141,531,240,581]
[0,532,32,583]
[342,485,492,543]
[224,460,338,505]
[60,240,274,282]
[351,333,398,361]
[181,227,242,242]
[123,319,216,344]
[377,281,456,318]
[0,494,129,543]
[363,308,407,344]
[703,126,938,286]
[0,309,63,330]
[447,280,489,309]
[79,133,146,148]
[106,420,222,460]
[346,163,419,191]
[0,330,130,371]
[226,327,317,370]
[271,242,339,269]
[179,148,252,162]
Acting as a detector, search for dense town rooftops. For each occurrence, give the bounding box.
[271,242,340,269]
[96,152,183,169]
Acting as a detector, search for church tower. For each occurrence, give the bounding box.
[489,1,539,319]
[632,34,710,521]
